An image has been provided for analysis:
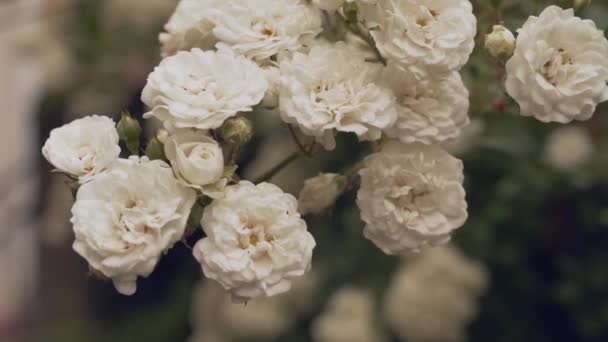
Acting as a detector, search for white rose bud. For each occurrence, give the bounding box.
[42,115,120,182]
[298,173,343,215]
[574,0,592,11]
[485,25,515,58]
[164,130,226,195]
[545,126,593,171]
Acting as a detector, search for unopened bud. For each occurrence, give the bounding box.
[485,25,515,59]
[574,0,591,11]
[221,116,254,147]
[145,137,165,161]
[117,112,142,155]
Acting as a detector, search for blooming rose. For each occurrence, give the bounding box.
[159,0,222,57]
[357,142,467,254]
[142,47,267,130]
[505,6,608,123]
[279,42,397,150]
[545,126,593,171]
[358,0,476,76]
[313,287,387,342]
[193,181,316,302]
[210,0,322,62]
[71,157,196,295]
[164,129,227,198]
[382,63,470,144]
[384,245,488,342]
[298,173,343,215]
[42,115,120,182]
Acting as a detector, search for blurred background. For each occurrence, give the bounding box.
[1,0,608,341]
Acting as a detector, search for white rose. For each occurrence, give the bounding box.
[164,129,227,197]
[71,157,196,295]
[193,181,316,302]
[384,245,488,342]
[142,48,268,130]
[357,142,468,255]
[505,6,608,123]
[545,126,593,171]
[358,0,477,76]
[313,287,387,342]
[42,115,120,182]
[210,0,322,62]
[159,0,223,57]
[279,42,397,150]
[298,173,343,215]
[484,25,516,58]
[382,63,470,144]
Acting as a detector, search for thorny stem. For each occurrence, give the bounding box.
[253,151,301,183]
[288,124,309,156]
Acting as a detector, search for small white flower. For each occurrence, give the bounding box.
[545,126,593,171]
[159,0,222,57]
[313,287,387,342]
[505,6,608,123]
[384,245,488,342]
[210,0,322,62]
[484,25,516,58]
[357,142,468,254]
[164,129,227,198]
[298,173,343,215]
[358,0,477,76]
[193,181,316,302]
[382,63,470,144]
[71,157,196,295]
[279,42,397,150]
[142,48,268,130]
[42,115,120,182]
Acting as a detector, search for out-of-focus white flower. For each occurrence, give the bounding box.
[71,157,196,295]
[193,181,316,302]
[313,287,386,342]
[545,126,593,171]
[210,0,322,62]
[42,115,120,182]
[298,173,343,215]
[443,118,485,157]
[142,48,267,130]
[505,6,608,123]
[382,63,470,144]
[484,25,516,58]
[384,245,488,342]
[279,42,397,150]
[190,272,321,341]
[261,66,281,108]
[357,142,468,255]
[159,0,222,57]
[358,0,477,76]
[164,129,227,198]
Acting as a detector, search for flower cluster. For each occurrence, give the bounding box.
[41,0,607,308]
[384,245,488,341]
